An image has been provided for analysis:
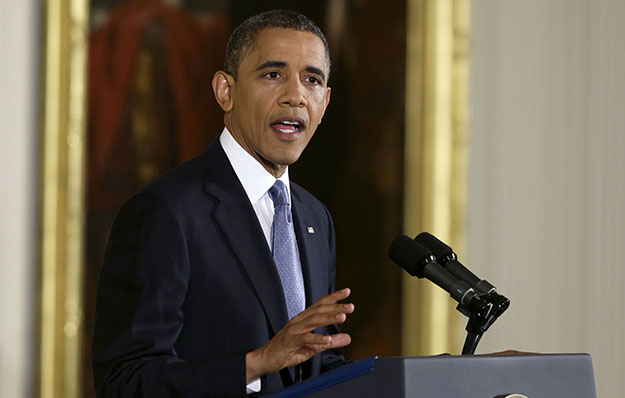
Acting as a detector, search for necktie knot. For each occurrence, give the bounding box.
[269,180,289,208]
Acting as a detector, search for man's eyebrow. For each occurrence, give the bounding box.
[255,61,327,83]
[255,60,287,71]
[305,66,326,83]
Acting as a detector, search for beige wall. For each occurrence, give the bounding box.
[3,0,625,396]
[0,0,39,396]
[468,0,625,395]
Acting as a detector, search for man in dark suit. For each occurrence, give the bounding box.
[92,10,354,397]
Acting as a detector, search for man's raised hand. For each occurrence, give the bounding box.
[245,288,354,383]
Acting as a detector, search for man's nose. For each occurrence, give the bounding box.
[279,77,307,107]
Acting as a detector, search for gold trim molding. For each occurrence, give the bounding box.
[402,0,470,355]
[39,0,89,397]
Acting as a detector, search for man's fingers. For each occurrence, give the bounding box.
[286,288,353,327]
[297,332,333,346]
[288,309,351,334]
[256,289,355,374]
[295,332,352,352]
[286,333,352,368]
[328,333,351,348]
[299,302,354,320]
[314,287,351,305]
[290,301,354,327]
[296,333,352,355]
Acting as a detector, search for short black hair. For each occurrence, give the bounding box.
[224,10,330,80]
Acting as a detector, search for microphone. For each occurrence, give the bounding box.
[390,233,509,355]
[388,235,485,307]
[414,232,509,314]
[414,232,493,295]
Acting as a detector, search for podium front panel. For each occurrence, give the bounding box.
[306,354,596,398]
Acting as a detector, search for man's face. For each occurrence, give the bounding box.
[221,28,331,177]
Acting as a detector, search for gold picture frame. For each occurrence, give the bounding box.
[37,0,469,395]
[39,0,89,397]
[403,0,470,355]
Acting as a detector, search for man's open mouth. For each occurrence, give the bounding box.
[271,118,305,134]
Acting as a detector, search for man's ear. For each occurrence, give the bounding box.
[319,86,332,123]
[212,71,235,112]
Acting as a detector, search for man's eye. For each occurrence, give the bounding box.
[266,72,280,79]
[306,76,321,85]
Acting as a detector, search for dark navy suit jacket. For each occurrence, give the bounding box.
[92,139,343,397]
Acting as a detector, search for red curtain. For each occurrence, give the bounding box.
[88,0,228,203]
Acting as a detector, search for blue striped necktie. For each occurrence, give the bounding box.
[268,180,305,320]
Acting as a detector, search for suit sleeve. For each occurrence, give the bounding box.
[92,193,247,397]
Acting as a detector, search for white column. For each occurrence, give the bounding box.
[0,0,39,397]
[469,0,625,396]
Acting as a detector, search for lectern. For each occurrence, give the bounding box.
[264,354,596,398]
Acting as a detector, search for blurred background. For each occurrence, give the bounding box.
[1,0,624,396]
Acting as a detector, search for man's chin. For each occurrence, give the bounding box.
[256,153,300,176]
[267,154,304,169]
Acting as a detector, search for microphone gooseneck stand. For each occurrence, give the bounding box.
[458,292,510,355]
[411,233,511,355]
[387,233,510,356]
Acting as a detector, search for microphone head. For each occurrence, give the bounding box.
[388,235,434,278]
[414,232,455,262]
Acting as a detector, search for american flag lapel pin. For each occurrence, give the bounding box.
[307,226,315,234]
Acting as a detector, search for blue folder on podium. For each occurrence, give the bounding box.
[263,354,596,398]
[263,357,378,398]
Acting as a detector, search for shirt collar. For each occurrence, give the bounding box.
[219,127,291,204]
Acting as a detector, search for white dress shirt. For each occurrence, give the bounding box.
[219,127,292,248]
[219,127,303,394]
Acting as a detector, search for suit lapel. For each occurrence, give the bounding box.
[201,141,328,386]
[291,187,329,380]
[201,142,289,338]
[291,188,327,307]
